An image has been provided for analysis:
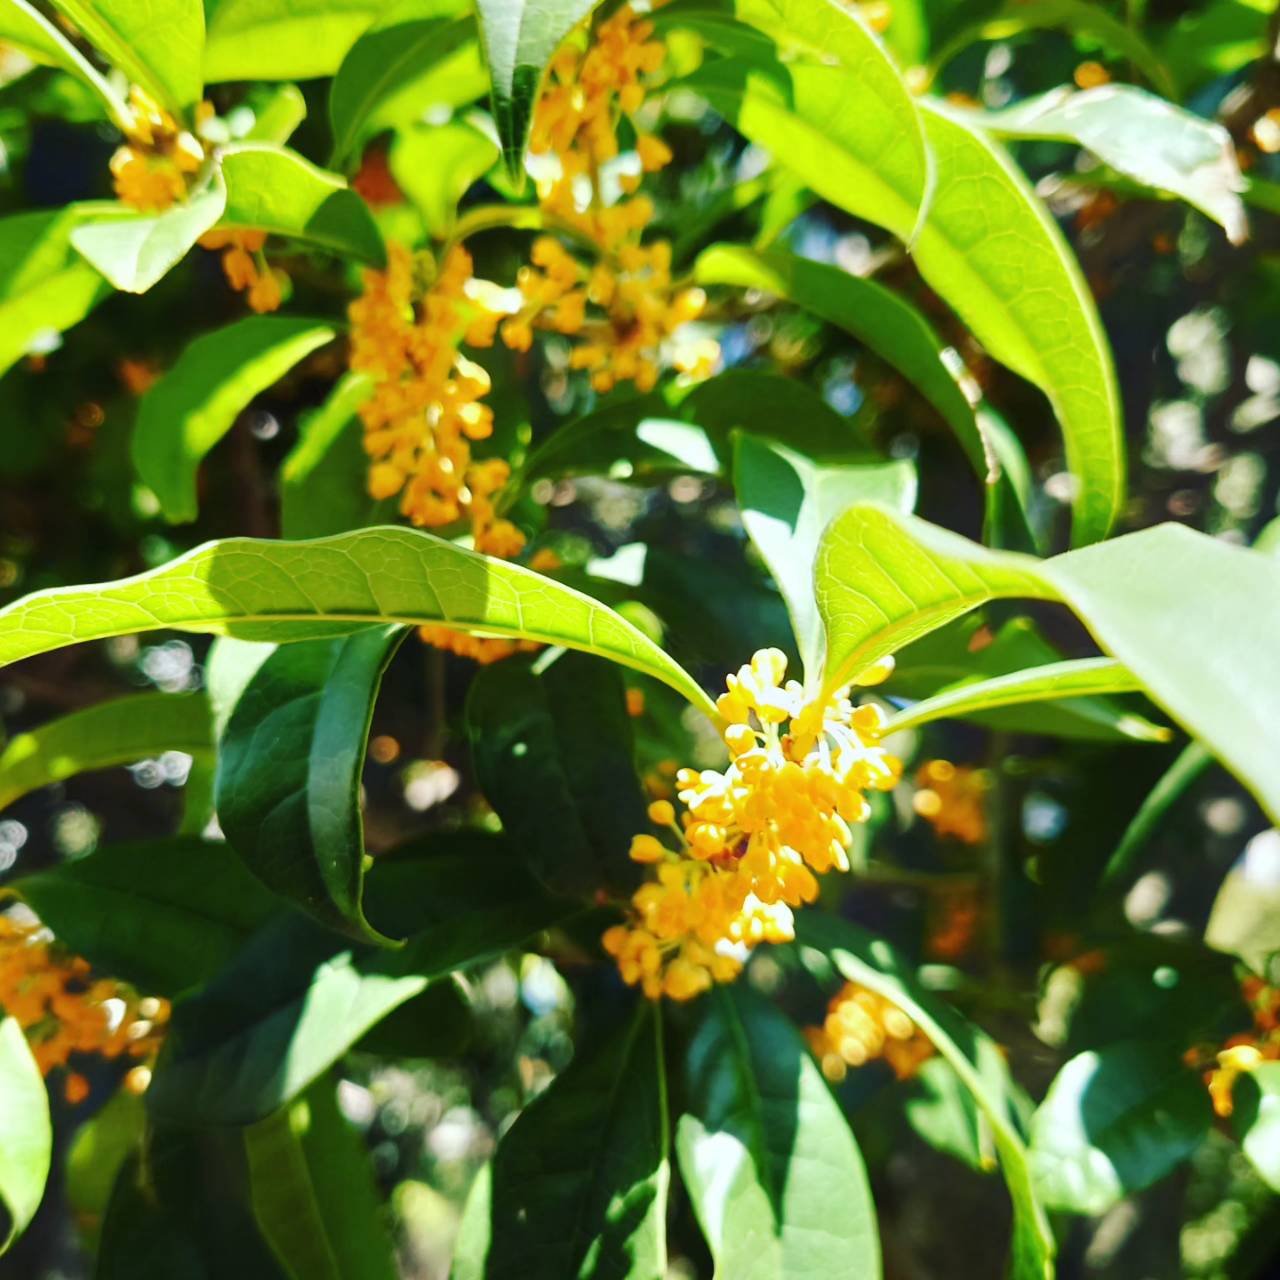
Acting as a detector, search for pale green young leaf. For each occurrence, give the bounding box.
[953,86,1247,244]
[0,1017,51,1254]
[329,0,478,166]
[244,83,308,143]
[0,527,719,721]
[676,986,880,1280]
[734,432,915,680]
[0,692,213,811]
[47,0,204,118]
[0,0,132,127]
[1029,1041,1211,1214]
[70,176,227,295]
[133,316,337,522]
[475,0,601,180]
[0,207,112,378]
[390,122,500,236]
[203,0,381,81]
[883,657,1147,735]
[219,144,385,262]
[1232,1063,1280,1194]
[800,916,1055,1280]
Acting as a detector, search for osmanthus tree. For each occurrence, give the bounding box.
[0,0,1278,1273]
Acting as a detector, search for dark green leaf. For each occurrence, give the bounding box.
[217,626,407,943]
[133,315,337,523]
[467,650,649,897]
[1029,1040,1211,1215]
[14,838,283,997]
[454,1004,668,1279]
[676,985,880,1279]
[0,1016,50,1254]
[65,1090,146,1254]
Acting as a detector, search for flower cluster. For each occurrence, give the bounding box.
[805,981,935,1083]
[501,5,716,392]
[0,913,168,1100]
[110,87,204,212]
[1197,975,1280,1118]
[913,759,991,845]
[604,649,902,1000]
[198,229,287,313]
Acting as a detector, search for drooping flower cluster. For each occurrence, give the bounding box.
[805,981,935,1083]
[913,758,991,845]
[110,86,204,212]
[1195,975,1280,1118]
[501,5,717,392]
[0,913,168,1100]
[604,649,902,1000]
[198,229,287,313]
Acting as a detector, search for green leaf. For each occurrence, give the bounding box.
[474,0,600,181]
[466,651,650,897]
[0,691,212,811]
[1029,1040,1211,1215]
[14,838,283,997]
[280,373,380,539]
[0,526,719,721]
[800,915,1055,1280]
[1232,1063,1280,1194]
[1160,0,1270,95]
[912,103,1122,546]
[0,1017,50,1255]
[931,0,1176,100]
[0,0,132,127]
[66,1091,146,1254]
[70,176,228,295]
[329,0,478,167]
[148,836,576,1125]
[676,985,880,1280]
[454,1004,668,1279]
[817,505,1280,821]
[244,83,309,143]
[0,207,113,378]
[132,316,337,522]
[390,121,501,237]
[735,432,915,680]
[47,0,204,118]
[883,657,1147,735]
[245,1078,397,1280]
[955,86,1247,245]
[697,245,1036,551]
[217,627,407,943]
[218,144,385,263]
[203,0,382,82]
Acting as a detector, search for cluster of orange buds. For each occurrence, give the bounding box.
[805,981,934,1083]
[0,913,168,1100]
[1197,975,1280,1118]
[110,86,204,212]
[198,229,287,313]
[912,759,991,845]
[604,649,902,1000]
[505,5,717,392]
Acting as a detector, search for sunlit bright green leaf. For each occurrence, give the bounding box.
[390,121,500,236]
[0,1017,50,1255]
[204,0,381,81]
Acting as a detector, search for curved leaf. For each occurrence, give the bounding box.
[330,0,478,166]
[954,86,1247,245]
[676,985,880,1280]
[70,176,228,295]
[0,693,213,811]
[883,657,1147,735]
[0,1017,50,1255]
[0,0,132,127]
[0,526,719,720]
[203,0,381,81]
[735,432,916,679]
[14,838,283,997]
[47,0,205,118]
[799,915,1054,1280]
[454,1004,668,1279]
[475,0,601,180]
[133,316,338,522]
[219,144,385,263]
[217,627,407,944]
[1029,1040,1210,1215]
[390,121,501,237]
[1232,1063,1280,1194]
